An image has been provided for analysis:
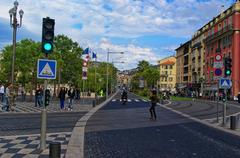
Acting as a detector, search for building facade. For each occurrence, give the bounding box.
[176,41,192,95]
[204,1,240,97]
[176,1,240,98]
[158,56,176,92]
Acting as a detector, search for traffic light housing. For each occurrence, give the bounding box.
[42,17,55,54]
[45,89,51,106]
[224,57,232,76]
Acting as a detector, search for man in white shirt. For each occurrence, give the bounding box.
[0,84,4,102]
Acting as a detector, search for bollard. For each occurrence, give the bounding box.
[92,100,96,107]
[230,116,237,130]
[49,142,61,158]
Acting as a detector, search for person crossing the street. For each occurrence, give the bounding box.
[149,89,159,121]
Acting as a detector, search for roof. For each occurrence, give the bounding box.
[160,60,175,65]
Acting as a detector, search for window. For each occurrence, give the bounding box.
[169,65,173,69]
[210,57,214,67]
[165,77,167,82]
[218,23,222,31]
[170,71,172,75]
[165,65,168,69]
[169,77,173,82]
[228,35,232,46]
[224,20,227,28]
[228,16,232,25]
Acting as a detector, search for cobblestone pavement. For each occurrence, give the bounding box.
[84,93,240,158]
[0,132,71,158]
[0,100,92,113]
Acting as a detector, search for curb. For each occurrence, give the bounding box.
[65,92,118,158]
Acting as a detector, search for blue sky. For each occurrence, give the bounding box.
[0,0,234,69]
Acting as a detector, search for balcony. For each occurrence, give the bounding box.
[205,25,233,42]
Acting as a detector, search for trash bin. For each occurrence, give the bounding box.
[49,142,61,158]
[230,116,237,130]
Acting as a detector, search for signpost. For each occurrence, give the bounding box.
[37,59,57,150]
[219,78,232,126]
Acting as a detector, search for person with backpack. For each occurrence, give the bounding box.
[149,89,159,121]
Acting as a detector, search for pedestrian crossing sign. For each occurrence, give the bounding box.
[219,78,232,89]
[37,59,57,79]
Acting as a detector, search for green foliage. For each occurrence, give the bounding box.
[0,35,118,96]
[130,60,159,91]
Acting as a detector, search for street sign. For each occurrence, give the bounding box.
[214,62,223,68]
[214,68,222,76]
[82,67,88,72]
[37,59,57,79]
[219,78,232,89]
[82,71,87,80]
[215,54,222,61]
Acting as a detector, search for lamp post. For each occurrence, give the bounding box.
[111,61,124,93]
[9,0,24,110]
[106,49,124,99]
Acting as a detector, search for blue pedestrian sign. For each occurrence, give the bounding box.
[219,78,232,89]
[37,59,57,79]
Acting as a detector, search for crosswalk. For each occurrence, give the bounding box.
[0,101,92,113]
[111,99,148,102]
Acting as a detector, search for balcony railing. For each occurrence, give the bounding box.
[205,25,233,42]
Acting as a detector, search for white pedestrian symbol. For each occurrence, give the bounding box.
[222,80,229,87]
[40,63,54,76]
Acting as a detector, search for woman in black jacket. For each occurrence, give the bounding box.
[149,89,159,121]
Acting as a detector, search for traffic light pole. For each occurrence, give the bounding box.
[40,55,48,150]
[222,88,227,127]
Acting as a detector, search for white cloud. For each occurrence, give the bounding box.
[0,0,234,69]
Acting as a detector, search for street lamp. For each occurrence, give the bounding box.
[106,49,124,99]
[9,0,24,110]
[111,61,124,93]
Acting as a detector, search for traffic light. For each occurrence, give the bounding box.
[42,17,55,54]
[45,89,51,106]
[224,57,232,76]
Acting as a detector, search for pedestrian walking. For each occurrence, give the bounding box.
[2,83,11,111]
[58,87,66,111]
[0,83,4,102]
[20,86,26,102]
[149,89,159,121]
[67,88,75,111]
[35,86,43,107]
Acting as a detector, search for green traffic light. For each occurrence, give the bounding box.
[44,43,52,51]
[226,70,231,75]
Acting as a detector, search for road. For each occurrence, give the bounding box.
[84,92,240,158]
[0,112,87,136]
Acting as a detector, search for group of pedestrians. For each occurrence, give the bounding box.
[58,87,76,111]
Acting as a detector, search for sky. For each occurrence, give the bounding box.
[0,0,235,70]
